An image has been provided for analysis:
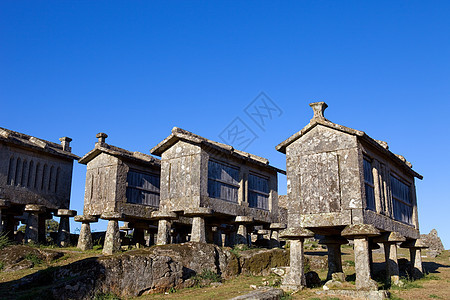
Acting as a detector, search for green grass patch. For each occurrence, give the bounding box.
[344,260,355,267]
[0,260,4,271]
[24,254,43,266]
[429,295,441,299]
[93,293,121,300]
[191,269,222,287]
[0,232,12,249]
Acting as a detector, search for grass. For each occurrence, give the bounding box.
[0,232,12,249]
[191,269,222,287]
[24,253,43,266]
[0,261,4,271]
[94,293,122,300]
[344,260,355,267]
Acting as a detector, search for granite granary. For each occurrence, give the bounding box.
[276,102,426,291]
[0,127,78,246]
[77,133,161,254]
[150,127,286,247]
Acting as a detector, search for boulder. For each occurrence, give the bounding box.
[238,248,289,276]
[305,271,321,288]
[421,229,445,258]
[11,253,184,299]
[231,287,284,300]
[0,245,64,272]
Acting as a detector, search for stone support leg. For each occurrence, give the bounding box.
[326,243,343,280]
[410,248,423,279]
[38,215,46,243]
[57,216,71,247]
[133,228,146,248]
[156,219,171,245]
[191,216,206,243]
[0,210,3,233]
[384,242,400,285]
[103,219,121,255]
[213,228,223,246]
[25,212,39,244]
[236,224,248,245]
[354,237,378,290]
[77,222,93,250]
[5,214,15,240]
[282,239,306,290]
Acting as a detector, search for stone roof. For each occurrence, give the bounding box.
[151,127,285,174]
[79,133,160,167]
[275,102,422,179]
[0,126,79,160]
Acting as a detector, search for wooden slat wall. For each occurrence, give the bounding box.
[248,173,269,210]
[126,170,160,207]
[390,174,413,224]
[207,160,239,202]
[363,158,376,211]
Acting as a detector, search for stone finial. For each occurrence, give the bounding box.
[59,137,72,152]
[309,102,328,120]
[96,132,108,144]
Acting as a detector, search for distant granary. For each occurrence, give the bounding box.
[0,127,78,246]
[77,133,161,254]
[150,127,286,247]
[276,102,425,291]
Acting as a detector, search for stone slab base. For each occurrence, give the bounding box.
[316,289,389,300]
[231,287,284,300]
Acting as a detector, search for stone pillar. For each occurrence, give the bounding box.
[56,209,77,247]
[319,236,348,280]
[213,227,223,246]
[157,219,171,245]
[342,224,380,291]
[385,243,400,285]
[373,231,406,286]
[400,239,427,279]
[75,215,98,251]
[234,216,254,246]
[410,248,423,278]
[191,216,206,243]
[101,212,123,255]
[269,223,287,248]
[24,204,46,244]
[185,208,213,243]
[4,214,15,240]
[280,227,314,291]
[0,199,11,233]
[151,210,178,245]
[133,227,146,248]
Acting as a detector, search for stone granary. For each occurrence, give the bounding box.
[276,102,425,291]
[0,126,79,246]
[150,127,286,247]
[77,133,161,254]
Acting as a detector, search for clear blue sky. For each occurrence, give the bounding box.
[1,1,449,248]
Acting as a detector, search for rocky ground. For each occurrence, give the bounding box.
[0,241,448,300]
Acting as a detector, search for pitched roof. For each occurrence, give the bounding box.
[151,127,285,174]
[78,134,160,167]
[275,102,422,179]
[0,126,79,160]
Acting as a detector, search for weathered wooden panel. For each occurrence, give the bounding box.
[363,158,375,211]
[126,170,160,207]
[248,173,269,210]
[207,159,239,202]
[390,174,412,224]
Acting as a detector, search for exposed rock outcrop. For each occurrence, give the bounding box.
[3,243,330,299]
[0,245,64,272]
[421,229,445,258]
